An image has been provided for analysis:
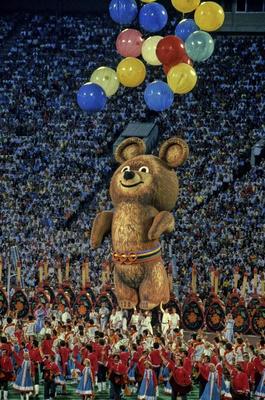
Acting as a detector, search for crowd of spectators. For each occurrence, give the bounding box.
[0,14,264,301]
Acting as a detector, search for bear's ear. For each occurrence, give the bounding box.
[159,137,189,168]
[114,137,146,164]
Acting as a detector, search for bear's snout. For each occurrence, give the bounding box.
[123,170,135,180]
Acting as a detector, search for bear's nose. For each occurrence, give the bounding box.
[123,170,135,180]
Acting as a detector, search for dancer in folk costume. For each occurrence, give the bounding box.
[34,304,46,334]
[108,353,128,400]
[221,369,232,400]
[0,348,14,400]
[255,367,265,399]
[29,339,43,399]
[96,339,109,392]
[200,364,220,400]
[138,361,158,400]
[76,358,95,399]
[43,354,60,400]
[162,353,192,400]
[230,363,250,400]
[224,313,235,343]
[54,347,66,391]
[13,350,34,400]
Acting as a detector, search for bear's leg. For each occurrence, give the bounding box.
[138,260,170,310]
[114,270,139,309]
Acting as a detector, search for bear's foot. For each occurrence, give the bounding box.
[139,300,159,310]
[118,299,138,309]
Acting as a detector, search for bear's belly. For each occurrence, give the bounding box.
[115,262,145,289]
[112,203,156,252]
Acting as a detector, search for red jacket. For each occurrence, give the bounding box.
[107,359,127,375]
[253,356,264,374]
[120,351,130,366]
[30,348,43,364]
[129,351,141,369]
[43,360,60,379]
[150,349,162,367]
[198,363,210,382]
[167,362,191,386]
[183,357,192,376]
[42,339,54,356]
[241,361,255,385]
[0,355,13,373]
[0,343,12,356]
[232,370,250,393]
[137,355,150,378]
[87,352,98,374]
[58,347,71,375]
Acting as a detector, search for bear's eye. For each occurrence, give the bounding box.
[139,166,149,173]
[121,166,130,173]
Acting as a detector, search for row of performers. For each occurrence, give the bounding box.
[0,260,264,335]
[3,289,265,337]
[0,336,265,399]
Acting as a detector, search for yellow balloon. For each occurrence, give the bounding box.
[171,0,200,13]
[141,36,163,66]
[167,63,197,94]
[195,1,225,31]
[117,57,146,88]
[90,67,119,97]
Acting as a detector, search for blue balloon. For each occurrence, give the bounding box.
[144,81,174,112]
[175,19,198,42]
[77,83,107,113]
[109,0,138,25]
[185,31,214,62]
[139,3,168,33]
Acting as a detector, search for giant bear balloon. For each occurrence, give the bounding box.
[91,137,189,310]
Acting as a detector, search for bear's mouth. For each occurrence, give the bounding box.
[120,181,143,188]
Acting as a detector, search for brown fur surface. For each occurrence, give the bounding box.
[91,137,189,310]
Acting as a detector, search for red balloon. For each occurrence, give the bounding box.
[116,29,144,58]
[163,54,193,75]
[156,35,185,66]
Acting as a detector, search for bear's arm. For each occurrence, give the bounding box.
[148,211,175,241]
[90,210,113,248]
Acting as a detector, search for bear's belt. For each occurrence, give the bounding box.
[112,245,161,264]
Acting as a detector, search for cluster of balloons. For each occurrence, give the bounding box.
[77,0,225,113]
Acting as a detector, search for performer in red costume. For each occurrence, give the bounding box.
[197,355,211,397]
[107,354,127,400]
[150,343,162,379]
[43,354,60,400]
[230,363,250,400]
[162,354,192,400]
[29,340,43,399]
[0,349,14,400]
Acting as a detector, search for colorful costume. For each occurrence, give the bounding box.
[76,366,94,396]
[138,368,157,400]
[224,319,235,343]
[13,360,34,392]
[0,353,14,400]
[34,307,46,334]
[221,378,232,399]
[200,372,220,400]
[255,369,265,398]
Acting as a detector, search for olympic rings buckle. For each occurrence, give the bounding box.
[112,252,137,264]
